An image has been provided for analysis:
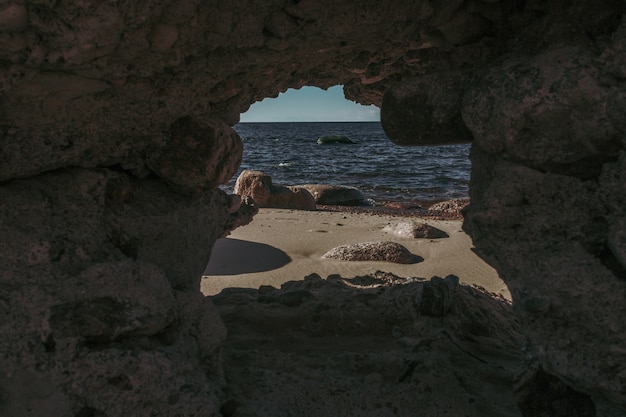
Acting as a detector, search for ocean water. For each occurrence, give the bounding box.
[224,122,471,204]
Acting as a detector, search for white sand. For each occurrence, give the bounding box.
[201,208,510,299]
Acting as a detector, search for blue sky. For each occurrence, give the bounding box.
[239,85,380,122]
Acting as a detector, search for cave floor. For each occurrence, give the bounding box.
[213,274,523,417]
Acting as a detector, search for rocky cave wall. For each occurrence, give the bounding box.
[1,0,625,415]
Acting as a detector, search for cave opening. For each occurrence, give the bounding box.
[3,0,626,415]
[201,85,508,300]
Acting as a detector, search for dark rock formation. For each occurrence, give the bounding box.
[381,71,473,146]
[0,169,231,415]
[416,275,459,317]
[1,0,626,415]
[213,272,524,417]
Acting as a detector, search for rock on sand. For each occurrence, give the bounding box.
[321,241,421,264]
[300,184,366,206]
[383,221,449,239]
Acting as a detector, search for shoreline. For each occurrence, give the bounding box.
[316,196,470,220]
[202,204,510,300]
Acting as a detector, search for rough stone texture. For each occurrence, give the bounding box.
[234,170,273,206]
[0,169,233,416]
[381,71,473,146]
[2,0,626,415]
[427,198,470,216]
[515,366,597,417]
[463,147,626,416]
[322,241,421,264]
[462,47,623,178]
[383,221,449,239]
[270,185,316,210]
[234,169,316,210]
[214,273,525,417]
[417,274,459,317]
[221,195,260,238]
[300,183,367,206]
[146,116,243,191]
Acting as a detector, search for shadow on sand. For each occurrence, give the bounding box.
[204,238,292,275]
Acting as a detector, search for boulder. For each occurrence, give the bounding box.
[234,170,273,206]
[267,185,316,210]
[383,222,449,239]
[321,241,421,264]
[300,184,367,206]
[234,170,316,210]
[427,198,470,216]
[316,135,356,144]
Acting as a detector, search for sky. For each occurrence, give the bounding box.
[239,85,380,122]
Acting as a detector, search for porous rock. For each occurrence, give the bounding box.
[322,241,420,264]
[234,169,316,210]
[0,169,231,416]
[428,198,470,216]
[383,221,449,239]
[47,261,177,343]
[462,47,623,178]
[146,116,243,191]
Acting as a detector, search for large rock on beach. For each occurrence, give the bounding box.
[267,185,316,211]
[383,221,449,239]
[321,241,420,264]
[234,170,316,210]
[300,184,367,206]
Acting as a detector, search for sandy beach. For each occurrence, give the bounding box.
[202,207,510,299]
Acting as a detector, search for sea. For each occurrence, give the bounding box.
[222,122,471,205]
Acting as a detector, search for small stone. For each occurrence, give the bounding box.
[383,222,449,239]
[322,241,420,264]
